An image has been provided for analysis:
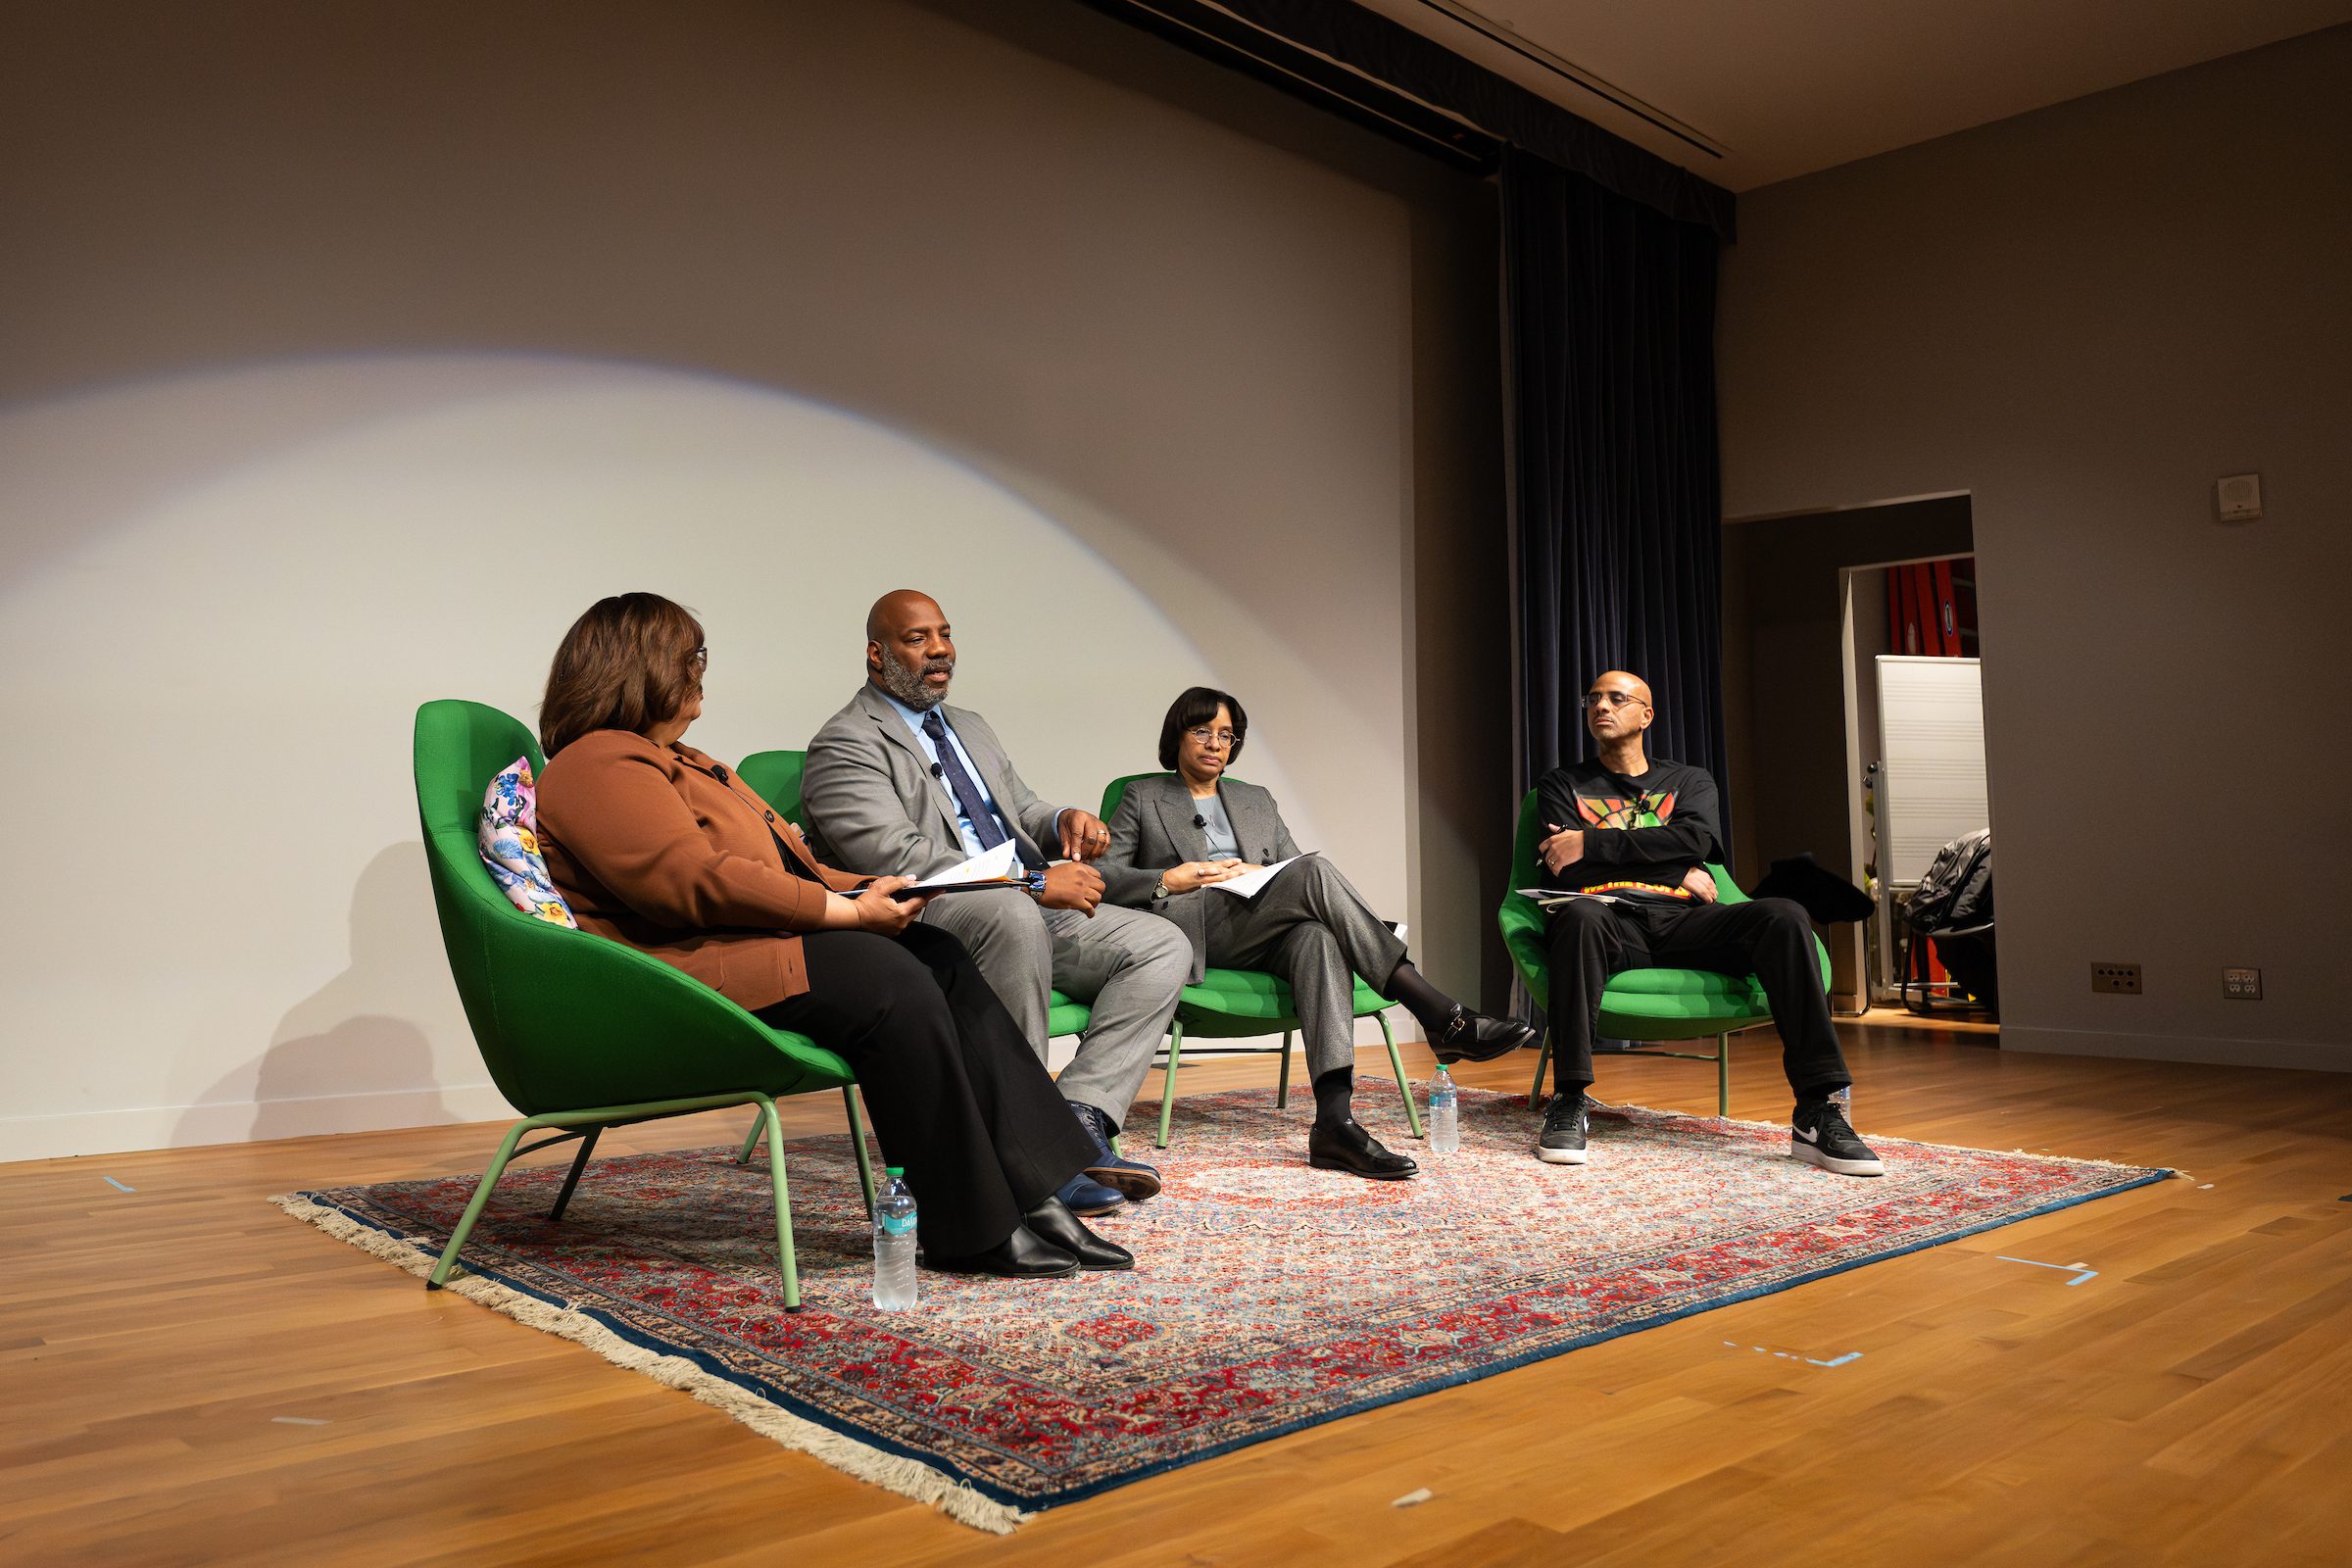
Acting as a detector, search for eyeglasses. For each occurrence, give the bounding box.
[1185,727,1240,747]
[1581,690,1646,710]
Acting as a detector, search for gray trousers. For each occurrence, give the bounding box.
[1196,856,1406,1079]
[921,893,1188,1130]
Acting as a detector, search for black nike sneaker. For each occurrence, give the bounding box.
[1537,1092,1590,1165]
[1790,1099,1884,1176]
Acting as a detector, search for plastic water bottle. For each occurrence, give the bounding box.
[1428,1066,1459,1153]
[872,1165,917,1311]
[1831,1085,1854,1121]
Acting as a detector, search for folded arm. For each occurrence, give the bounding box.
[1536,769,1723,872]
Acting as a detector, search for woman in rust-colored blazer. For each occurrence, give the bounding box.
[531,593,1129,1280]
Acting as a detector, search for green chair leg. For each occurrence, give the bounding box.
[1716,1032,1730,1117]
[758,1097,803,1312]
[1380,1011,1424,1138]
[1529,1029,1551,1108]
[738,1091,875,1220]
[546,1127,601,1221]
[1156,1019,1185,1149]
[429,1115,539,1290]
[1276,1029,1294,1109]
[844,1086,877,1217]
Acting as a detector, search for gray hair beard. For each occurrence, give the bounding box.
[878,653,952,711]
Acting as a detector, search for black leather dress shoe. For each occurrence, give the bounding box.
[922,1223,1080,1279]
[1430,1006,1538,1065]
[1022,1195,1135,1271]
[1306,1118,1419,1180]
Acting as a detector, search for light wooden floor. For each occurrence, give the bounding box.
[7,1021,2350,1566]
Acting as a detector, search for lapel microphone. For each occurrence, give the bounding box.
[711,764,729,783]
[1193,814,1206,829]
[931,762,944,778]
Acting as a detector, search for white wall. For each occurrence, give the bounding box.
[1719,27,2352,1070]
[0,0,1491,1158]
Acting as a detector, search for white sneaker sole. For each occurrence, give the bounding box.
[1791,1141,1884,1177]
[1536,1144,1589,1165]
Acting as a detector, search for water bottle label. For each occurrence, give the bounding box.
[881,1211,916,1236]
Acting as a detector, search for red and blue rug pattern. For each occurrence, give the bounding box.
[281,1086,2166,1523]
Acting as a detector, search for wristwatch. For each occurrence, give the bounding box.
[1153,876,1172,901]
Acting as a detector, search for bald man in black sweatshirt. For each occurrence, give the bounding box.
[1530,671,1882,1177]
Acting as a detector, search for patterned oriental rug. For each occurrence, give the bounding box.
[278,1086,2167,1532]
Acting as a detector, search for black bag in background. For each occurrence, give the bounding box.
[1904,828,1996,1007]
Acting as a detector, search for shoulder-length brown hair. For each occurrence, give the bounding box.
[539,593,706,759]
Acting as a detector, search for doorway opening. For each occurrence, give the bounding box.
[1720,493,1984,1016]
[1843,556,1991,1010]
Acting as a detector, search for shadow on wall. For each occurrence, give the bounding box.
[177,842,459,1145]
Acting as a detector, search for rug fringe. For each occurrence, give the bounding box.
[269,1194,1029,1535]
[1592,1101,2172,1175]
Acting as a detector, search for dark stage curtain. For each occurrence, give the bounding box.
[1504,147,1727,818]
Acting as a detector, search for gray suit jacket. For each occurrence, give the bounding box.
[1102,773,1302,980]
[801,683,1155,903]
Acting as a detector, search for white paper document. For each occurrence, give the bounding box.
[1211,853,1313,901]
[907,841,1020,892]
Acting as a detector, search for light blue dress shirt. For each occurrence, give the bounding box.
[1195,790,1241,859]
[880,691,1013,861]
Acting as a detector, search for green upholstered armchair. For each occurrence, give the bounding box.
[413,701,875,1309]
[736,748,1092,1043]
[1499,788,1831,1115]
[1100,774,1423,1149]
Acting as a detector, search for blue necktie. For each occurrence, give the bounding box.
[921,710,1010,854]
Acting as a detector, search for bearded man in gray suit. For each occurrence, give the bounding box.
[801,590,1185,1218]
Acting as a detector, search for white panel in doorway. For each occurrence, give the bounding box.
[1877,656,1987,885]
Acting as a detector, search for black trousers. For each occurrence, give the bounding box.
[755,924,1098,1256]
[1541,897,1852,1102]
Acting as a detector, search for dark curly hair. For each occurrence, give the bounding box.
[1157,686,1248,771]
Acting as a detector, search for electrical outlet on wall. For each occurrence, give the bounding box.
[2216,473,2262,522]
[2223,966,2263,1000]
[2091,962,2142,995]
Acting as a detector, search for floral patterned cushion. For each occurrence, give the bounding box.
[477,757,576,928]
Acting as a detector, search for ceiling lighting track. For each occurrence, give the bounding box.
[1085,0,1735,239]
[1412,0,1728,160]
[1083,0,1502,169]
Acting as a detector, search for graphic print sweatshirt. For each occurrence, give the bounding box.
[1532,757,1723,904]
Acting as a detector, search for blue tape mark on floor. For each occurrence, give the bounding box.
[1996,1254,2098,1286]
[1724,1341,1863,1368]
[102,1176,136,1193]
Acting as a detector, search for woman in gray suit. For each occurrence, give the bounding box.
[1102,687,1534,1178]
